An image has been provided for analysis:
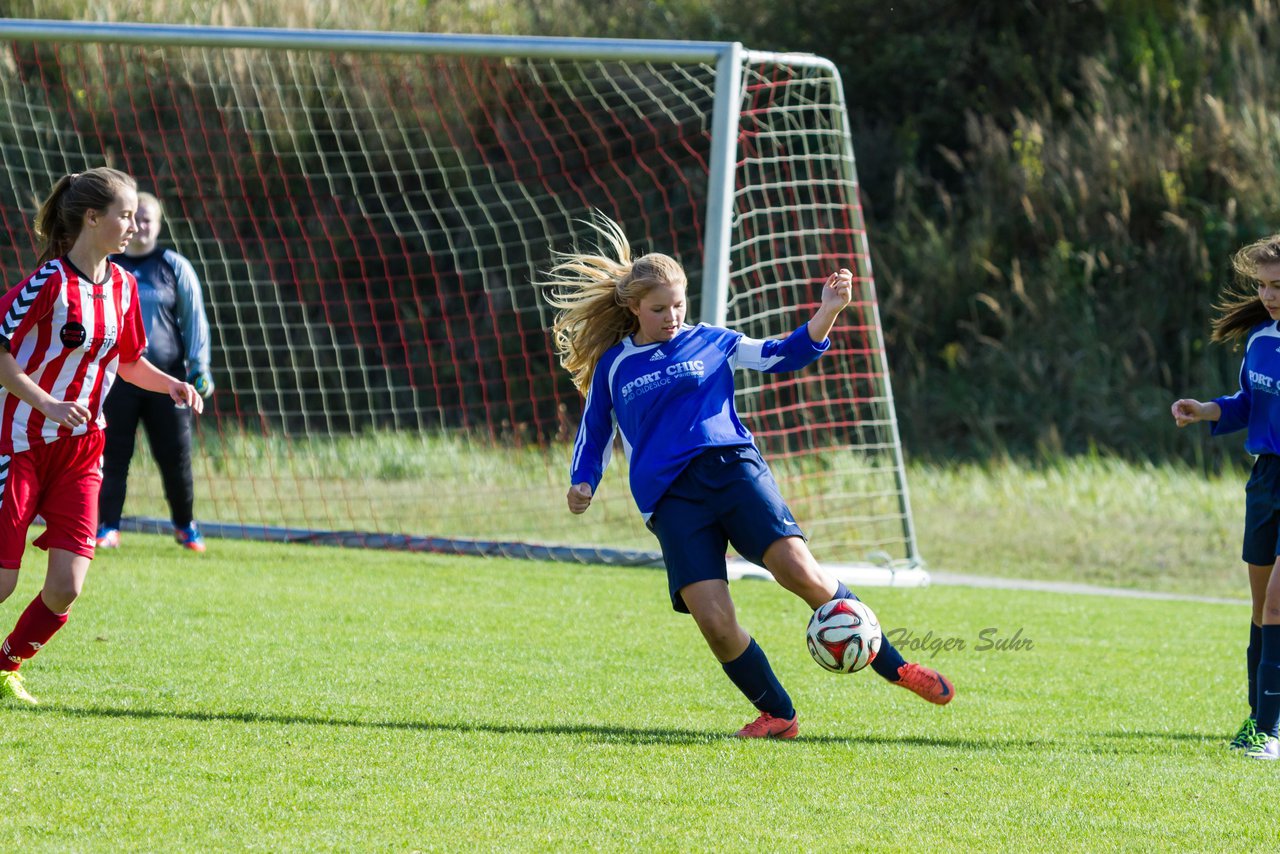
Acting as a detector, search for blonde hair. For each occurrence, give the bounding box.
[137,190,164,220]
[33,167,136,265]
[541,214,687,394]
[1212,233,1280,343]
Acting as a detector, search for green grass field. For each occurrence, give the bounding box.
[0,533,1268,851]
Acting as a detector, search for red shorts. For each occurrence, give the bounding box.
[0,430,105,570]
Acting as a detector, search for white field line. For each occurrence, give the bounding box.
[728,558,1249,605]
[928,572,1248,606]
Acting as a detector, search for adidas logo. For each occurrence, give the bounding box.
[649,350,667,361]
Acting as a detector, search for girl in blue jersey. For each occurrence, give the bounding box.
[546,215,954,739]
[1173,234,1280,760]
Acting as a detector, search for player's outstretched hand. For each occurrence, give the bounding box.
[567,482,593,514]
[821,267,853,311]
[43,399,92,428]
[169,379,205,415]
[1171,398,1205,427]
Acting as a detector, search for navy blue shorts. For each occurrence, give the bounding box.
[1243,454,1280,566]
[648,445,805,613]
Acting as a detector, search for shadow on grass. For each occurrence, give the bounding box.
[1099,730,1225,744]
[23,703,1037,749]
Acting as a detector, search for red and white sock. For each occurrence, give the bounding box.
[0,594,68,671]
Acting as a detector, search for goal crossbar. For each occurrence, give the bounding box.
[0,18,730,61]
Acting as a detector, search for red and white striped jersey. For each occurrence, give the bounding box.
[0,258,146,454]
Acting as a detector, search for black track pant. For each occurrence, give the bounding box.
[99,376,194,530]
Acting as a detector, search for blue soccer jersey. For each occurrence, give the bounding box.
[569,322,830,517]
[1213,320,1280,454]
[110,247,211,379]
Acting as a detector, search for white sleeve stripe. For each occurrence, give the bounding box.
[0,261,58,339]
[606,347,635,391]
[730,335,785,371]
[571,383,614,475]
[1246,323,1280,350]
[570,417,616,476]
[570,395,591,471]
[571,352,638,479]
[601,413,617,470]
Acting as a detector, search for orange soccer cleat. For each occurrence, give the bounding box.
[895,662,955,705]
[734,711,799,739]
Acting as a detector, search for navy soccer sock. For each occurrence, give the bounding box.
[1249,621,1263,720]
[825,581,908,681]
[870,635,908,682]
[722,638,794,720]
[1256,624,1280,738]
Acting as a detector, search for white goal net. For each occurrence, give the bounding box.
[0,21,925,583]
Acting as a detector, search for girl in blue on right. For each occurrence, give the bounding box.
[1173,233,1280,760]
[546,214,954,739]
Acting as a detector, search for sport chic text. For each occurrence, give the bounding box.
[619,360,705,402]
[885,627,1034,658]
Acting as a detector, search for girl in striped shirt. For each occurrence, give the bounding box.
[0,168,203,705]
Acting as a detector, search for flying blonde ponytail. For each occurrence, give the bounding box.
[541,213,687,394]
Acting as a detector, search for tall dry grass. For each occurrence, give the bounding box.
[877,2,1280,462]
[7,0,693,38]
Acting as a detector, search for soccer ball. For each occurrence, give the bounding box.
[806,598,881,673]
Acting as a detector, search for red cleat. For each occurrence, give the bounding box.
[895,662,955,705]
[735,711,799,739]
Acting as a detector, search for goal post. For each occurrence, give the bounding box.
[0,19,927,586]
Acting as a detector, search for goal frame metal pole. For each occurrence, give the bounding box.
[699,41,743,328]
[740,49,923,568]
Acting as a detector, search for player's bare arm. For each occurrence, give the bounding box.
[117,356,204,414]
[807,268,853,343]
[0,349,91,428]
[1171,398,1221,427]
